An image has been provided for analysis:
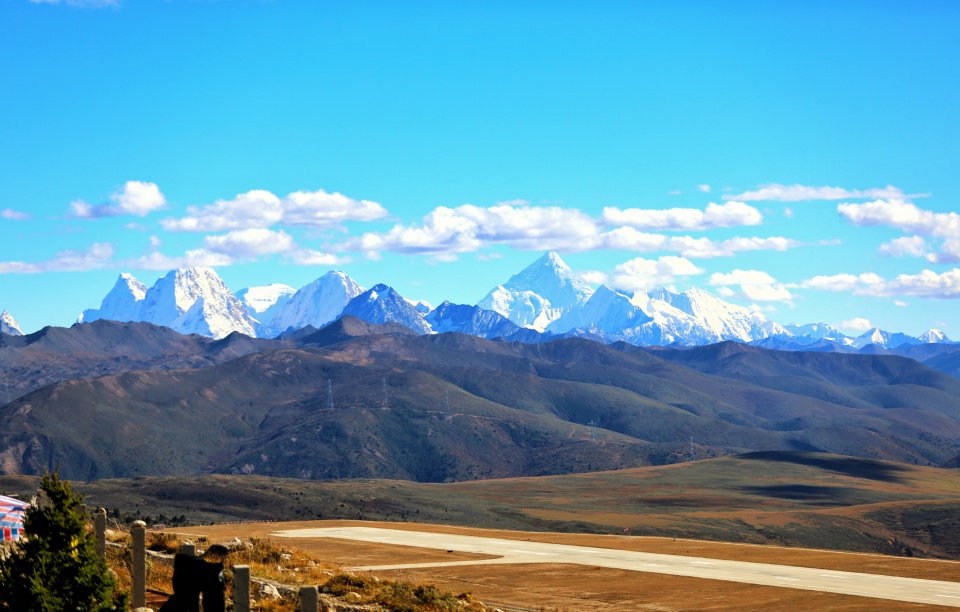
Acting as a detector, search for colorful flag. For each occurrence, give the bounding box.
[0,494,29,541]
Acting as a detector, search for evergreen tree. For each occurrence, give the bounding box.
[0,471,128,611]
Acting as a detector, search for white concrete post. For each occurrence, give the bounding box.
[131,520,147,608]
[95,508,106,562]
[300,585,319,612]
[233,565,251,612]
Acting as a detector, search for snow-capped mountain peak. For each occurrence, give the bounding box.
[477,251,594,330]
[236,283,296,336]
[341,283,432,334]
[265,270,364,336]
[919,329,951,343]
[1,310,24,336]
[78,272,148,324]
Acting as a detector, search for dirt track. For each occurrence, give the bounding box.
[171,520,960,610]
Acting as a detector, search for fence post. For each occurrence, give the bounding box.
[300,585,319,612]
[233,565,251,612]
[95,508,106,562]
[131,520,146,608]
[180,542,196,557]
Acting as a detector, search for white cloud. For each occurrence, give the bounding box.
[203,228,297,258]
[0,242,114,273]
[71,181,166,219]
[927,239,960,264]
[740,284,793,302]
[1,209,30,221]
[840,318,874,331]
[878,236,928,258]
[576,270,608,285]
[601,201,762,231]
[667,190,682,196]
[726,184,925,202]
[709,269,777,285]
[162,188,387,232]
[837,199,960,238]
[800,268,960,299]
[149,235,162,248]
[288,249,346,266]
[716,287,735,297]
[611,256,704,293]
[698,184,711,193]
[598,228,799,258]
[894,300,908,307]
[783,208,794,219]
[348,203,598,257]
[708,269,792,303]
[126,249,234,271]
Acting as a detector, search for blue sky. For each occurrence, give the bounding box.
[1,0,959,336]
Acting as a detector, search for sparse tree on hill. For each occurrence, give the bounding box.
[0,470,128,611]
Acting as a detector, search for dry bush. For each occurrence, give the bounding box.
[148,531,181,554]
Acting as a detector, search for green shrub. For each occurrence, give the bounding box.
[0,471,129,611]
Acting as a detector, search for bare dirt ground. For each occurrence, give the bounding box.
[170,519,960,610]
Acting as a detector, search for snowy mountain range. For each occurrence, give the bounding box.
[7,251,944,350]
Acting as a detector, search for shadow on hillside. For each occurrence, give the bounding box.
[739,451,907,483]
[741,484,854,506]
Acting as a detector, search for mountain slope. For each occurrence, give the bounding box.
[4,329,960,481]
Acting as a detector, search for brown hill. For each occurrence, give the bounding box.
[3,325,960,481]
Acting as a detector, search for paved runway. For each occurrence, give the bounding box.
[273,526,960,607]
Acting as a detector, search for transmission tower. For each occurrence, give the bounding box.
[689,436,696,462]
[1,382,9,405]
[382,379,388,408]
[588,419,597,443]
[444,389,451,417]
[326,379,334,410]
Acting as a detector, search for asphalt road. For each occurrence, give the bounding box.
[273,526,960,608]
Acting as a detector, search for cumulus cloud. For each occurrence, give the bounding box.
[840,318,874,331]
[162,188,387,232]
[709,270,777,285]
[1,209,31,221]
[598,228,799,258]
[71,181,166,218]
[838,199,960,239]
[927,240,960,264]
[576,270,608,285]
[126,249,234,271]
[202,228,297,258]
[878,236,928,258]
[601,201,762,231]
[611,256,704,293]
[348,203,598,257]
[0,243,114,273]
[800,268,960,299]
[726,184,924,202]
[708,269,792,303]
[698,184,711,193]
[288,249,347,266]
